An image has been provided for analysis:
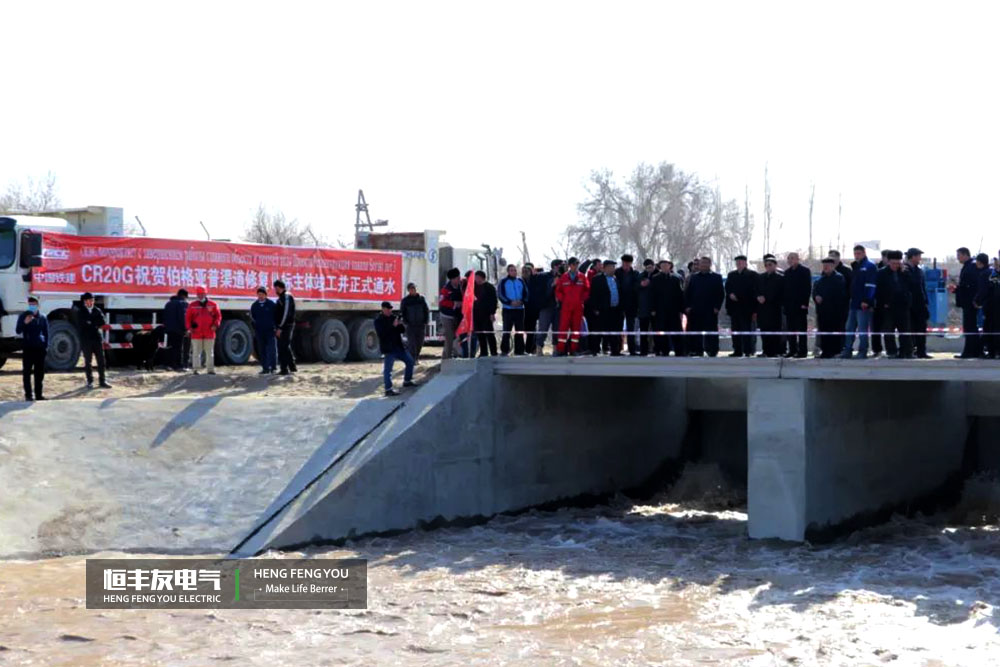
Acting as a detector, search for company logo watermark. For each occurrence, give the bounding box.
[86,558,367,609]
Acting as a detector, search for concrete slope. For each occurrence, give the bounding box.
[236,359,689,555]
[0,397,356,557]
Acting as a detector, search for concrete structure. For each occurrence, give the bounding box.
[3,357,997,557]
[237,356,999,553]
[0,397,357,557]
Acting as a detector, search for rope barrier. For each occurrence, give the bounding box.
[464,329,998,338]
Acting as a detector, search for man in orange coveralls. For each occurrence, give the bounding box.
[555,257,590,356]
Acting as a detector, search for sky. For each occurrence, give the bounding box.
[3,0,1000,265]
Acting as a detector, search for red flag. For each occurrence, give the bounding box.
[455,271,477,336]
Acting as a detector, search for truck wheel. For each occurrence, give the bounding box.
[313,317,350,363]
[46,320,82,371]
[215,319,254,365]
[294,326,317,362]
[348,317,381,361]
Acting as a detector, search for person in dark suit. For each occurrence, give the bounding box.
[74,292,111,388]
[813,258,847,358]
[756,256,785,357]
[653,260,685,356]
[684,257,725,357]
[954,247,981,358]
[472,270,498,356]
[588,260,624,355]
[163,288,189,371]
[782,252,812,358]
[904,248,930,358]
[725,255,758,357]
[614,254,641,355]
[875,250,913,358]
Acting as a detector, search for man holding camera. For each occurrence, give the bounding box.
[375,301,418,397]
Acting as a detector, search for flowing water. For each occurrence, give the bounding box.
[2,465,998,666]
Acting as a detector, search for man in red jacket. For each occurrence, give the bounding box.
[185,285,222,374]
[555,257,590,356]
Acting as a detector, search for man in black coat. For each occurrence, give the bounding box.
[725,255,758,357]
[273,280,297,374]
[74,292,111,388]
[588,260,624,355]
[636,259,658,356]
[904,248,931,358]
[520,264,539,354]
[400,282,430,360]
[163,288,189,371]
[653,260,685,356]
[875,250,913,358]
[531,260,562,355]
[972,253,993,358]
[829,249,853,298]
[756,256,785,357]
[614,254,641,355]
[813,258,848,358]
[684,257,725,357]
[871,249,891,356]
[981,256,1000,359]
[472,270,498,356]
[955,247,982,358]
[782,252,812,358]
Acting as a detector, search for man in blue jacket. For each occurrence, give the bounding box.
[955,247,983,359]
[250,287,277,374]
[684,256,725,357]
[840,245,878,359]
[15,296,49,401]
[497,263,529,356]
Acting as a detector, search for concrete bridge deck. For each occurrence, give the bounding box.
[491,354,1000,382]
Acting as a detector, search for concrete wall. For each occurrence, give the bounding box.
[242,361,690,554]
[748,379,969,541]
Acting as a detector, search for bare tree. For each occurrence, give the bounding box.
[808,182,815,260]
[242,203,324,246]
[0,172,61,213]
[762,163,772,256]
[568,162,742,265]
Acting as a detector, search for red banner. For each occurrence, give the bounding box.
[31,232,403,302]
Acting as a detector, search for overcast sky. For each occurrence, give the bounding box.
[4,0,999,264]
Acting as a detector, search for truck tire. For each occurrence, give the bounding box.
[294,327,317,362]
[348,317,381,361]
[46,320,82,371]
[313,317,350,363]
[215,319,253,365]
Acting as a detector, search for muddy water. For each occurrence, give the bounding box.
[2,489,999,665]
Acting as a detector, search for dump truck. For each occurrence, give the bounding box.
[0,206,502,370]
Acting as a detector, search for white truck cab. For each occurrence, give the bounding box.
[0,207,124,369]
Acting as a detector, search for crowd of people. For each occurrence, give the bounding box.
[428,245,1000,362]
[11,244,1000,401]
[11,280,300,401]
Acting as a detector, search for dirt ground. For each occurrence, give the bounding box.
[0,354,442,402]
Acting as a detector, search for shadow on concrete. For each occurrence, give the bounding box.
[0,401,33,419]
[149,396,224,448]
